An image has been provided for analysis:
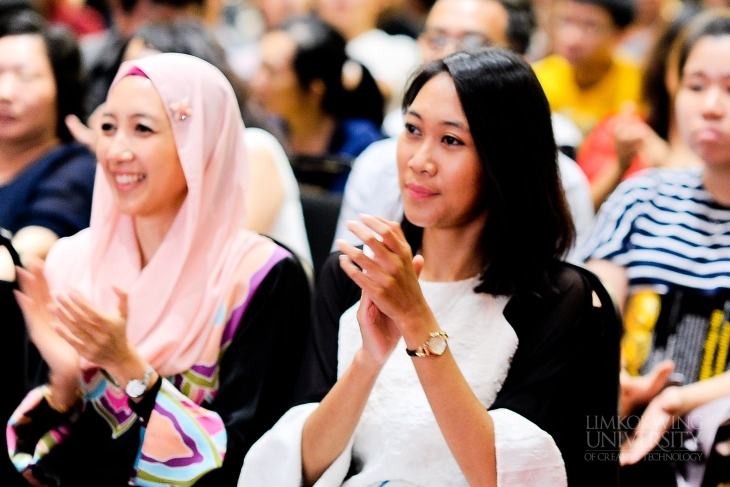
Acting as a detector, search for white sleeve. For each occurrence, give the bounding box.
[238,403,354,487]
[491,408,567,487]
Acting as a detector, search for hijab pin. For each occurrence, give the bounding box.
[170,98,192,121]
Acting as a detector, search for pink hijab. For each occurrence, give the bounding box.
[45,53,276,376]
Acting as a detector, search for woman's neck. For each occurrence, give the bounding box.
[0,136,60,185]
[286,109,337,156]
[703,164,730,207]
[133,210,180,268]
[419,216,488,282]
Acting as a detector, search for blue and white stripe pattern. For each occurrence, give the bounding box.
[582,167,730,293]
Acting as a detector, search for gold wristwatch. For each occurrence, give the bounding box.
[406,331,449,357]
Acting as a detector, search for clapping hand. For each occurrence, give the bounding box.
[15,258,80,408]
[620,386,685,465]
[337,215,426,364]
[51,286,133,372]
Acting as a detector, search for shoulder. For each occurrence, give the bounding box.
[532,55,571,80]
[504,263,592,340]
[40,143,96,185]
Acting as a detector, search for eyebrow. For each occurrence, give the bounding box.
[407,109,469,130]
[101,112,160,122]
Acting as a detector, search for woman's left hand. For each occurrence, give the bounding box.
[620,385,685,465]
[51,286,134,371]
[336,214,427,330]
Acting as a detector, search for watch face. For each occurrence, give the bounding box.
[426,335,448,355]
[126,380,146,398]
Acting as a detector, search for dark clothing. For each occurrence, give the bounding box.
[0,143,95,237]
[295,252,622,486]
[10,254,311,486]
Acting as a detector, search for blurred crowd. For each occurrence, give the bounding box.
[2,0,730,485]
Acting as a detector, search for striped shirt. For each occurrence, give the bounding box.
[582,167,730,294]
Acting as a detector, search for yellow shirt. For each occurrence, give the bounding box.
[532,54,642,136]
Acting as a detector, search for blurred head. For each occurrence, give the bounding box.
[420,0,536,63]
[675,10,730,168]
[552,0,635,66]
[400,48,575,297]
[110,0,205,38]
[641,5,702,139]
[251,15,383,125]
[314,0,384,40]
[124,19,270,131]
[0,10,84,146]
[250,0,312,30]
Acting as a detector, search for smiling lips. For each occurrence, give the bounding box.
[406,183,437,200]
[113,173,147,190]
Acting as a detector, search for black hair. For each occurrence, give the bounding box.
[563,0,636,29]
[0,0,31,17]
[0,10,85,143]
[278,15,385,126]
[132,19,273,132]
[678,9,730,80]
[401,48,575,298]
[641,5,702,140]
[498,0,537,55]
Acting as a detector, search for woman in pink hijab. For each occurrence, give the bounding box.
[7,52,311,485]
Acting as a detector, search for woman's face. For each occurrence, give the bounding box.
[0,34,58,146]
[97,75,187,220]
[251,31,307,119]
[676,35,730,168]
[397,72,487,233]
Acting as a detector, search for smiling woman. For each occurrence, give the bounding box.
[240,48,621,487]
[7,53,312,486]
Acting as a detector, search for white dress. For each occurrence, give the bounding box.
[239,278,567,486]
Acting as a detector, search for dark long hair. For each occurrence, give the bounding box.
[401,48,575,298]
[0,10,85,143]
[278,15,385,126]
[641,4,702,140]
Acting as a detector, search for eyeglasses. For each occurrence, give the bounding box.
[420,30,493,53]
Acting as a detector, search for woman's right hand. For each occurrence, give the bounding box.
[353,287,401,366]
[15,258,80,404]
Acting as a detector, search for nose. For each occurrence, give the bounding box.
[0,72,18,102]
[408,138,437,175]
[103,132,134,165]
[702,85,725,119]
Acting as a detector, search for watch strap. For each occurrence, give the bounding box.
[406,331,449,357]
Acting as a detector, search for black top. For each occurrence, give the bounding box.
[12,254,311,486]
[295,252,621,486]
[0,143,95,237]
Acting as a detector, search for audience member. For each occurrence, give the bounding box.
[0,10,95,279]
[37,0,107,37]
[577,4,702,210]
[124,19,312,264]
[8,53,311,485]
[240,47,620,487]
[333,0,595,262]
[251,15,384,180]
[81,0,202,115]
[315,0,421,111]
[533,0,640,135]
[617,0,676,61]
[583,11,730,486]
